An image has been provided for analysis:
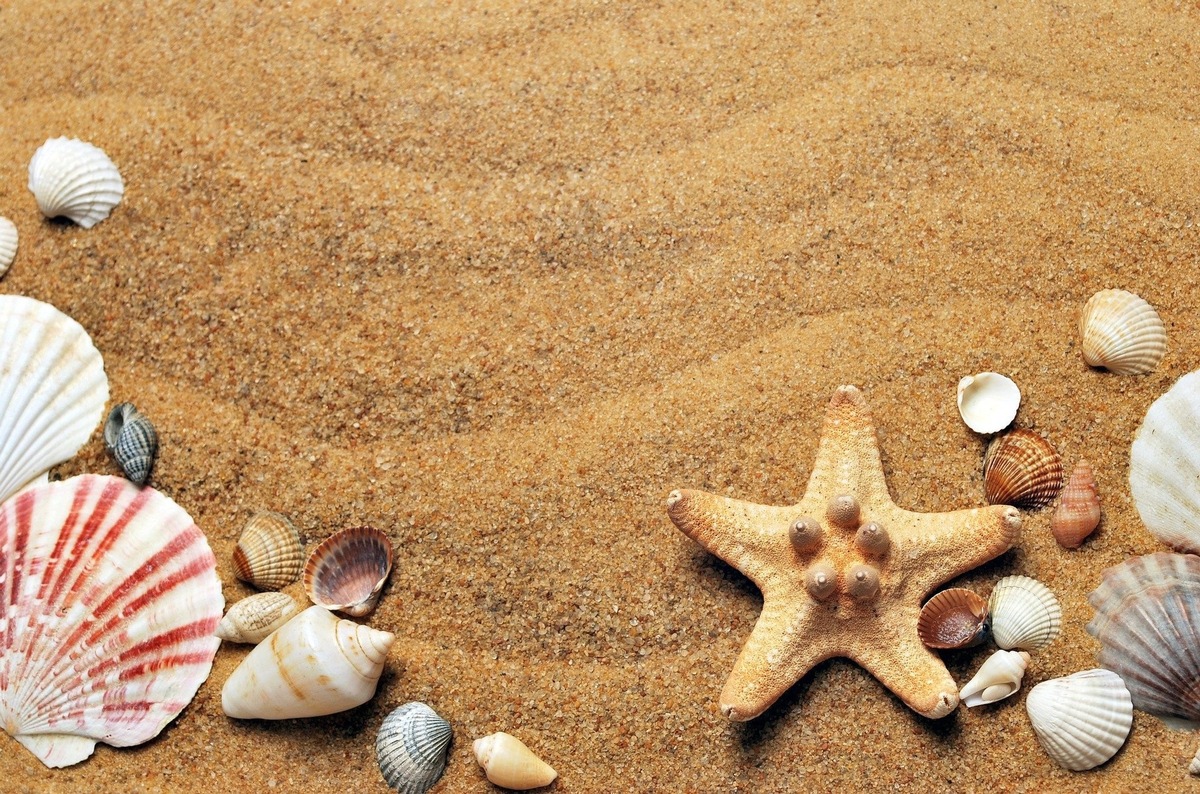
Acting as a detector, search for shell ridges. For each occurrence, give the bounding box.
[377,702,453,794]
[1025,669,1132,771]
[1080,289,1167,375]
[1129,371,1200,553]
[216,592,300,644]
[983,429,1063,510]
[0,216,17,276]
[104,402,159,485]
[233,510,304,590]
[917,588,989,649]
[304,525,394,617]
[27,137,124,228]
[989,575,1062,651]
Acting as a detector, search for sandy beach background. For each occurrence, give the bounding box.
[3,0,1199,791]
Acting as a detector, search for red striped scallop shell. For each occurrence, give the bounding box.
[0,475,223,768]
[303,526,394,617]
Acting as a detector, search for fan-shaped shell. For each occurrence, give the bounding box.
[983,429,1063,509]
[1129,371,1200,553]
[27,137,124,229]
[957,372,1020,435]
[1087,553,1200,721]
[0,475,223,768]
[216,592,300,644]
[1080,288,1167,376]
[0,295,109,505]
[917,588,989,649]
[1025,669,1133,771]
[304,526,394,617]
[0,216,17,277]
[473,732,558,790]
[104,402,159,486]
[233,510,303,590]
[989,575,1062,651]
[1051,460,1101,549]
[377,702,453,794]
[960,650,1030,707]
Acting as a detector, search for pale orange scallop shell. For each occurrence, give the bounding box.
[303,526,394,617]
[983,429,1064,510]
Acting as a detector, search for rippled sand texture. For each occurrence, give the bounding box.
[2,1,1199,791]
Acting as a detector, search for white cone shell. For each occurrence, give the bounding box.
[1079,289,1167,375]
[989,575,1062,651]
[1130,371,1200,553]
[0,295,108,505]
[473,731,558,790]
[28,137,124,228]
[957,373,1020,434]
[221,605,395,719]
[1026,669,1133,771]
[0,216,16,277]
[0,475,224,768]
[960,650,1030,707]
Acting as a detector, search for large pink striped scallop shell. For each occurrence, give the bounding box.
[303,526,394,617]
[0,474,223,768]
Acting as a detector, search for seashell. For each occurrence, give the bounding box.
[216,592,300,644]
[917,588,989,649]
[304,525,394,617]
[377,702,453,794]
[0,474,223,768]
[957,372,1020,434]
[1079,288,1167,375]
[221,605,395,719]
[473,732,558,791]
[233,510,304,590]
[989,575,1062,651]
[1050,459,1101,549]
[104,402,159,485]
[959,650,1030,707]
[982,429,1063,509]
[1025,669,1133,771]
[0,216,17,276]
[0,295,108,506]
[27,137,124,229]
[1129,371,1200,553]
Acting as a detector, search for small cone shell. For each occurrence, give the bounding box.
[983,429,1064,509]
[233,511,304,590]
[216,592,300,644]
[959,650,1030,707]
[473,732,557,790]
[917,588,989,649]
[1080,289,1167,375]
[1051,460,1101,549]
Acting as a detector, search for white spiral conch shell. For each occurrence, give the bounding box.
[27,137,124,228]
[988,575,1062,652]
[959,650,1030,707]
[1079,288,1167,375]
[215,592,300,644]
[473,732,558,790]
[0,216,17,277]
[957,372,1020,434]
[1025,669,1132,771]
[221,605,394,719]
[1130,371,1200,553]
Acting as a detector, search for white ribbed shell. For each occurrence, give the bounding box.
[1130,371,1200,552]
[1025,669,1132,771]
[1079,289,1167,375]
[376,702,453,794]
[0,295,108,505]
[0,475,224,768]
[988,575,1062,652]
[215,592,299,644]
[0,216,17,276]
[27,137,124,228]
[959,650,1030,707]
[956,372,1020,435]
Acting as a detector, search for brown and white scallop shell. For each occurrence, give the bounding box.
[303,526,394,617]
[232,511,303,590]
[983,429,1064,510]
[1080,289,1167,375]
[917,588,989,649]
[1050,460,1101,549]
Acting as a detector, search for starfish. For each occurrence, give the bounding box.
[667,385,1021,720]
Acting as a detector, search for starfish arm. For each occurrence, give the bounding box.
[718,595,822,721]
[802,386,892,505]
[666,489,796,590]
[849,626,959,718]
[899,505,1022,596]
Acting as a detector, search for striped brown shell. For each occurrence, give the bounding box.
[1051,459,1101,548]
[303,526,394,617]
[917,588,989,649]
[233,511,304,590]
[983,429,1064,509]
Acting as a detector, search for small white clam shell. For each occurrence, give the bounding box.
[957,373,1020,434]
[377,702,453,794]
[988,575,1062,652]
[221,605,395,719]
[27,137,124,228]
[960,650,1030,707]
[1130,371,1200,553]
[215,592,299,644]
[473,732,557,790]
[0,216,17,277]
[1079,288,1167,375]
[1025,669,1133,771]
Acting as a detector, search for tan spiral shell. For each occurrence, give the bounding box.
[232,511,303,590]
[1050,460,1101,549]
[983,429,1064,510]
[215,592,300,644]
[1080,289,1167,375]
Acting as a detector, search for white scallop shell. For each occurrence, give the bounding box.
[215,592,300,644]
[473,732,558,790]
[988,575,1062,651]
[28,137,124,229]
[221,605,395,719]
[0,475,224,768]
[377,702,453,794]
[0,216,17,277]
[0,295,108,505]
[1079,288,1167,375]
[1025,669,1132,771]
[1130,371,1200,553]
[957,373,1020,434]
[960,650,1030,707]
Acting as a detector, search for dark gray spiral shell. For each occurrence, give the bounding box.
[104,403,158,486]
[376,702,453,794]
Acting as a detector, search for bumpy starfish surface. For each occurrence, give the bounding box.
[668,385,1021,720]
